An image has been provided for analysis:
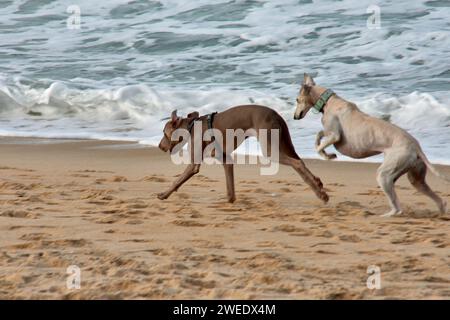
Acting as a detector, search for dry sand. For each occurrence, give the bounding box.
[0,137,449,299]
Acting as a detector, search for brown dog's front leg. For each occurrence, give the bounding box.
[223,163,236,203]
[157,164,200,200]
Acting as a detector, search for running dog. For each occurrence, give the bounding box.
[157,105,329,203]
[294,73,449,216]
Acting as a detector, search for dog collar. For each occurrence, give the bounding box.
[207,112,217,130]
[313,89,334,113]
[187,112,217,133]
[187,118,196,132]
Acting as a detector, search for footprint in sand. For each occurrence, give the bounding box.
[338,234,361,242]
[8,239,89,250]
[328,182,346,187]
[95,216,120,224]
[76,169,114,173]
[101,209,121,214]
[196,175,218,183]
[256,241,278,248]
[357,189,384,196]
[315,250,337,255]
[0,166,35,172]
[270,179,287,184]
[316,230,334,238]
[19,233,50,241]
[272,224,313,236]
[0,181,41,191]
[262,199,277,207]
[175,193,190,199]
[240,180,258,185]
[1,210,39,219]
[70,173,91,178]
[171,219,207,227]
[338,201,364,208]
[112,176,128,182]
[310,242,336,248]
[123,219,144,225]
[218,207,242,212]
[140,175,168,183]
[126,203,148,209]
[189,239,224,249]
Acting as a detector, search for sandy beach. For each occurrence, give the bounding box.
[0,136,449,299]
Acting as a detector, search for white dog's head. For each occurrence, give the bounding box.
[294,73,316,120]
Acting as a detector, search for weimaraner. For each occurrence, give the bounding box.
[294,73,449,217]
[157,105,329,203]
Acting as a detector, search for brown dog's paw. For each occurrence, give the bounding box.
[320,191,329,203]
[157,192,169,200]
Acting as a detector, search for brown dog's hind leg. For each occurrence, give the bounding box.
[272,120,328,203]
[407,161,447,214]
[157,164,200,200]
[279,154,329,203]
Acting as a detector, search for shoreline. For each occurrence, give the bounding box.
[0,136,449,299]
[2,135,450,167]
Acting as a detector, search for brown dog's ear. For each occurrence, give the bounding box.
[303,73,315,86]
[187,111,199,119]
[170,109,182,128]
[171,110,178,122]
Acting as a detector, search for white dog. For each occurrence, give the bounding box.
[294,73,449,217]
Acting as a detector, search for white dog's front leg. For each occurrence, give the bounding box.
[316,131,340,160]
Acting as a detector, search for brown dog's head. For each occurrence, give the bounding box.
[294,73,316,120]
[158,110,199,152]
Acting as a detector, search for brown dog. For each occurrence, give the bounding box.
[157,105,329,203]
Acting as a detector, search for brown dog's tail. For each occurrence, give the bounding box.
[417,147,450,183]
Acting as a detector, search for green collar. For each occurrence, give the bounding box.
[313,89,334,113]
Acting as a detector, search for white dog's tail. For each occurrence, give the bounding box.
[417,148,450,182]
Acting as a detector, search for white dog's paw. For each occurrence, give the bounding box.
[317,150,333,160]
[381,209,402,217]
[326,153,337,160]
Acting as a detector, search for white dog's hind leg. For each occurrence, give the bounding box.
[376,150,413,217]
[377,171,402,217]
[316,130,339,160]
[407,161,447,214]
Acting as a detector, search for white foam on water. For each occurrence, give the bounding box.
[0,0,449,163]
[0,80,449,164]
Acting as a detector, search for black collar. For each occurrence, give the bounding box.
[207,112,217,130]
[187,118,197,133]
[187,112,217,133]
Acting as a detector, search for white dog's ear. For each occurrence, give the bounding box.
[303,73,315,86]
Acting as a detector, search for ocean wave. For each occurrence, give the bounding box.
[0,0,449,163]
[0,81,449,163]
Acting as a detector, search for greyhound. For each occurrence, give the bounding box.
[294,73,449,217]
[157,105,329,203]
